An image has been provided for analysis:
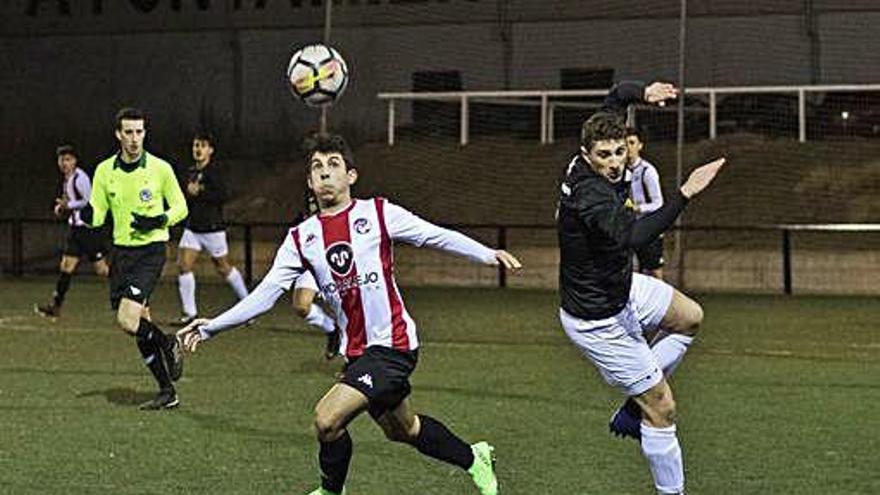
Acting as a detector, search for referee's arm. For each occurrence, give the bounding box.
[82,166,109,227]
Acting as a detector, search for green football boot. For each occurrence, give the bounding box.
[468,441,498,495]
[306,487,344,495]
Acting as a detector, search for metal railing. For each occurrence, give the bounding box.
[3,218,880,295]
[377,83,880,145]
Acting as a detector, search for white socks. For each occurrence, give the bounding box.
[651,332,694,377]
[305,304,336,334]
[180,268,248,318]
[178,272,197,317]
[640,423,684,494]
[226,268,249,300]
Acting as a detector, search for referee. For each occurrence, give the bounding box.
[82,107,189,410]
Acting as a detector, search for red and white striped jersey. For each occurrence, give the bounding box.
[202,198,498,357]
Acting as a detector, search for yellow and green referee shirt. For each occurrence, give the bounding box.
[88,151,188,247]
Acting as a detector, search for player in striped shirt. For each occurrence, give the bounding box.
[36,145,110,318]
[178,134,520,495]
[625,126,665,279]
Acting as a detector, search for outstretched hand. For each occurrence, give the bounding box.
[644,82,679,107]
[176,318,212,353]
[495,250,522,271]
[680,158,727,199]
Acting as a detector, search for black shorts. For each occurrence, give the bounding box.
[64,226,108,262]
[340,346,419,419]
[109,242,166,310]
[635,235,665,271]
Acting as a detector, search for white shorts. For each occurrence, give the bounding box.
[294,270,319,292]
[178,228,229,258]
[559,273,674,396]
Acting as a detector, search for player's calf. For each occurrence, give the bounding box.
[635,380,677,428]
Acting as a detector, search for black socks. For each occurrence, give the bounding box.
[135,319,173,391]
[319,430,352,494]
[53,272,72,307]
[414,415,474,470]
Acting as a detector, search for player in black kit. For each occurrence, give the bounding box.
[556,80,726,495]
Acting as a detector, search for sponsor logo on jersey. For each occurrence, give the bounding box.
[304,233,317,246]
[353,217,371,235]
[357,373,373,389]
[326,242,354,276]
[139,188,153,202]
[322,271,380,294]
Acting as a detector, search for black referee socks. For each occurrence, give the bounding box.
[135,319,173,391]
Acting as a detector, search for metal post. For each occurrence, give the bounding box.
[709,90,717,140]
[243,224,253,288]
[11,219,23,277]
[460,95,469,146]
[497,226,507,288]
[798,89,807,142]
[540,94,548,144]
[387,99,396,146]
[782,229,792,295]
[548,103,556,144]
[319,0,332,134]
[674,0,688,289]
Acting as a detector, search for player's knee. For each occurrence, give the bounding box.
[116,311,139,335]
[684,301,704,334]
[313,411,342,442]
[292,301,310,318]
[95,263,109,277]
[212,258,232,276]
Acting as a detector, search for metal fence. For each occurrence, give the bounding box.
[377,83,880,145]
[3,218,879,295]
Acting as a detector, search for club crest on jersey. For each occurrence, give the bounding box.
[353,218,371,235]
[139,188,153,202]
[326,242,354,276]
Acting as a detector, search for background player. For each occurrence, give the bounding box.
[290,190,341,359]
[178,133,521,495]
[176,132,249,325]
[36,144,109,317]
[82,107,188,410]
[625,126,665,279]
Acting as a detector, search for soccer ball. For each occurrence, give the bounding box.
[286,43,349,107]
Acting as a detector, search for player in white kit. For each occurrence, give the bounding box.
[177,134,521,495]
[35,145,109,318]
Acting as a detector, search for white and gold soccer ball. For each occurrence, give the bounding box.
[286,43,349,107]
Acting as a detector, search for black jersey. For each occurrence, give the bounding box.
[183,162,227,233]
[557,154,688,319]
[557,154,636,319]
[557,80,687,319]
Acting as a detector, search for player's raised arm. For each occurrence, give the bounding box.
[381,199,521,271]
[603,80,679,113]
[176,231,307,352]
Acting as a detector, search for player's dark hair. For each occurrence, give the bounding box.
[625,125,645,143]
[115,107,146,130]
[193,131,216,147]
[580,112,626,152]
[56,144,77,159]
[303,133,354,171]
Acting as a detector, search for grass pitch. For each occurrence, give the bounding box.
[0,277,878,494]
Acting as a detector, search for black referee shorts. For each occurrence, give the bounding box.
[109,242,166,310]
[635,235,665,271]
[64,226,108,262]
[340,346,419,419]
